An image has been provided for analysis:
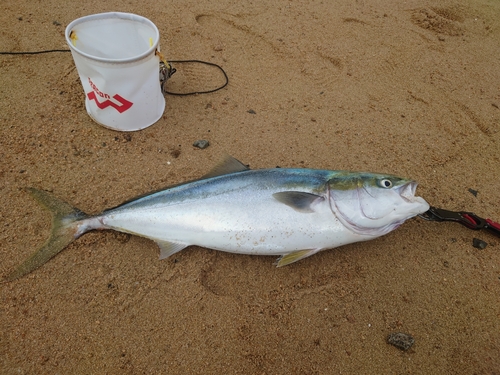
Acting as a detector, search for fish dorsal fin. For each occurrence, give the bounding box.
[272,191,324,213]
[156,241,188,260]
[201,155,250,179]
[274,248,322,267]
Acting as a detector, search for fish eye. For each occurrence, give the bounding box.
[378,178,393,188]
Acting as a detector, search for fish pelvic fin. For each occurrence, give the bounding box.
[156,240,188,260]
[274,248,323,267]
[3,188,89,282]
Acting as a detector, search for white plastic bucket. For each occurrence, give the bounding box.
[65,12,165,131]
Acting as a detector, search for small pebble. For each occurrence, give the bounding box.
[472,238,487,250]
[193,139,210,149]
[468,188,478,197]
[247,109,256,114]
[387,332,415,351]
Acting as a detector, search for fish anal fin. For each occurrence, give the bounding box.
[275,248,322,267]
[156,241,188,260]
[201,155,250,179]
[272,191,324,213]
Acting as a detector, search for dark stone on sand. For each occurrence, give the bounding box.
[247,109,256,114]
[193,139,210,149]
[387,332,415,351]
[468,188,478,197]
[472,238,487,250]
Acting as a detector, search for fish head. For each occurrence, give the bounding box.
[327,172,429,236]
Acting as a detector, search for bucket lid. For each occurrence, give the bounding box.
[65,12,160,63]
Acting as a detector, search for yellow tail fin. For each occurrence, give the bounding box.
[3,188,88,282]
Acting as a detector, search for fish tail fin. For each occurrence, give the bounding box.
[3,188,89,282]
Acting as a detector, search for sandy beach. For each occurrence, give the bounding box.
[1,0,499,373]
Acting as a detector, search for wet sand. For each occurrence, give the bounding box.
[1,0,500,373]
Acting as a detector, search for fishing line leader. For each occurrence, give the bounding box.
[419,206,500,238]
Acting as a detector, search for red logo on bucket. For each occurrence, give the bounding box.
[87,78,133,113]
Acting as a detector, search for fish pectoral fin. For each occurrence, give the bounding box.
[272,191,324,213]
[274,248,322,267]
[156,241,188,260]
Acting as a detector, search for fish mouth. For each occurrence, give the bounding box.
[399,181,418,203]
[399,181,430,214]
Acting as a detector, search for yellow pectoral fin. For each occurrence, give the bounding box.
[275,248,322,267]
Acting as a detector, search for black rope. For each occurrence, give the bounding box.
[0,50,229,95]
[0,49,71,55]
[163,59,229,96]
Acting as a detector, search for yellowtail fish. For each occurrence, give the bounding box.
[5,156,429,281]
